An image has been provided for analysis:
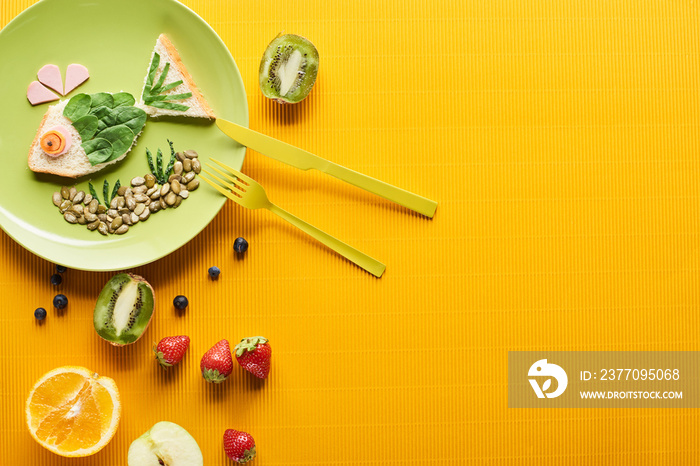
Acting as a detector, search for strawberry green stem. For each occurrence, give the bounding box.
[235,337,268,357]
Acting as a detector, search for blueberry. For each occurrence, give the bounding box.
[53,294,68,310]
[34,307,47,320]
[55,264,67,274]
[208,266,221,280]
[173,295,188,310]
[50,273,62,286]
[233,237,249,254]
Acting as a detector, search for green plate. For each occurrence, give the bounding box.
[0,0,247,271]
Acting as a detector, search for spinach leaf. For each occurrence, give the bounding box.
[112,92,136,108]
[141,51,191,112]
[68,91,142,166]
[63,93,91,122]
[148,101,190,112]
[152,80,182,95]
[83,138,113,165]
[91,106,118,132]
[146,52,160,88]
[113,106,147,135]
[96,125,135,160]
[71,115,99,141]
[152,62,170,94]
[89,92,114,109]
[144,92,192,103]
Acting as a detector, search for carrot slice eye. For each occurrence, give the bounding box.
[40,127,71,157]
[41,131,63,154]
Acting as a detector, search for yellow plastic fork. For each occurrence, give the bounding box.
[201,158,386,278]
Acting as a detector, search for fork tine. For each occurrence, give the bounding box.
[209,158,253,185]
[200,168,245,196]
[204,162,244,188]
[202,168,245,197]
[199,175,244,203]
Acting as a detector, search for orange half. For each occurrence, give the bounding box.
[25,366,121,457]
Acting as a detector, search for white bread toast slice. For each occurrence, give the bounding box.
[28,100,140,178]
[139,34,215,119]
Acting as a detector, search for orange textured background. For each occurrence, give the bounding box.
[2,0,700,464]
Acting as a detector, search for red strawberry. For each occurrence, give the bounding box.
[223,429,256,463]
[153,335,190,368]
[234,336,271,379]
[201,339,233,383]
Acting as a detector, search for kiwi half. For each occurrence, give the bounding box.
[93,273,155,346]
[259,33,319,104]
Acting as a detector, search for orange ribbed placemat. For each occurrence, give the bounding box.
[2,0,700,464]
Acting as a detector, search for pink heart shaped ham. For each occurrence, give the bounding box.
[37,64,63,95]
[64,64,89,94]
[27,81,59,105]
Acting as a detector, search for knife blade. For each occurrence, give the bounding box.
[216,119,438,218]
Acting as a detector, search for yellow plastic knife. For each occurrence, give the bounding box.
[216,119,438,218]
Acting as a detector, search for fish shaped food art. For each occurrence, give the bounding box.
[27,34,214,178]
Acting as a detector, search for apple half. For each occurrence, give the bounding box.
[128,421,203,466]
